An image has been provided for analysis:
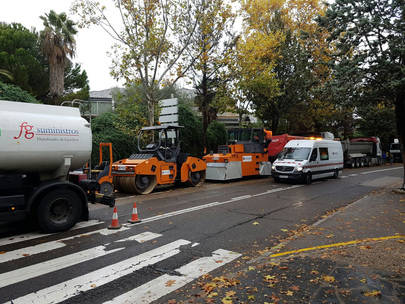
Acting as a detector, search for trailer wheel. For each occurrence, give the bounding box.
[304,172,312,185]
[37,189,82,233]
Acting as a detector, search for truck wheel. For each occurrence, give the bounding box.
[37,189,82,233]
[304,172,312,185]
[333,169,339,179]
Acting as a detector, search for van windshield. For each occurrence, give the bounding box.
[279,147,311,161]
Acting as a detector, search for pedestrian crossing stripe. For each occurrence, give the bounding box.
[0,225,127,264]
[0,220,102,247]
[103,249,241,304]
[0,245,124,289]
[5,239,191,304]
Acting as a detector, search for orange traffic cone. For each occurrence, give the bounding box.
[108,207,122,229]
[128,202,141,223]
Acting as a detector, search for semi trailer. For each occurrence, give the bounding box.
[341,137,382,167]
[0,100,114,233]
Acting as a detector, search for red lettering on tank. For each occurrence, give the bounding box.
[14,122,35,140]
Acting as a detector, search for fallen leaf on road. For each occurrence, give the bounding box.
[264,275,276,281]
[248,266,255,271]
[364,290,381,297]
[90,284,96,288]
[360,278,367,283]
[311,270,319,275]
[207,292,218,298]
[221,296,233,304]
[291,285,300,291]
[252,221,259,225]
[326,234,334,238]
[281,229,288,232]
[397,240,405,243]
[360,245,372,250]
[322,275,335,283]
[165,280,176,287]
[22,253,30,257]
[0,251,5,254]
[215,260,223,263]
[225,291,236,297]
[241,256,250,260]
[248,295,255,300]
[168,300,177,304]
[202,282,217,293]
[286,291,294,296]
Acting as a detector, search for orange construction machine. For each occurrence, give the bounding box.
[111,125,206,194]
[203,128,273,181]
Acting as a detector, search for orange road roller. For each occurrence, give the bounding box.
[112,125,206,194]
[203,128,273,181]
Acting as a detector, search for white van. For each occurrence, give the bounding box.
[272,139,344,184]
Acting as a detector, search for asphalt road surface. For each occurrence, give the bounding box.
[0,164,402,304]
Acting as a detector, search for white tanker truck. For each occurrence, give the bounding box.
[0,100,114,232]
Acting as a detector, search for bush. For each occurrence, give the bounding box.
[90,112,136,165]
[0,81,39,103]
[178,103,203,156]
[206,120,227,153]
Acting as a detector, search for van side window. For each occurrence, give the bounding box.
[310,148,318,161]
[319,148,329,161]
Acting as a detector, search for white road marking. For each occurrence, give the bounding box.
[359,167,402,175]
[0,220,102,247]
[115,232,162,243]
[7,239,191,304]
[0,227,125,264]
[103,249,241,304]
[293,202,304,208]
[99,226,130,235]
[341,176,348,178]
[0,246,123,289]
[349,174,358,177]
[231,195,252,201]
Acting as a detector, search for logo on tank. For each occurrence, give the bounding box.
[14,122,80,140]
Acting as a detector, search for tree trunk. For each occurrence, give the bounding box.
[49,61,65,104]
[394,92,405,189]
[145,90,155,127]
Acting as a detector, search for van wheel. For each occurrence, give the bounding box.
[37,189,82,233]
[304,173,312,185]
[333,169,339,179]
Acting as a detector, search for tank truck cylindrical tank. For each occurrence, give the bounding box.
[0,100,113,232]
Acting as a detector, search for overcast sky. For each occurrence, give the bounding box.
[0,0,120,91]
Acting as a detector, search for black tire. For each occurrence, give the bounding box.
[333,169,339,179]
[134,175,157,194]
[37,189,83,233]
[304,172,312,185]
[188,170,205,186]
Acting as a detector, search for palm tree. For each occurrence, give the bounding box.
[0,69,13,81]
[40,10,77,104]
